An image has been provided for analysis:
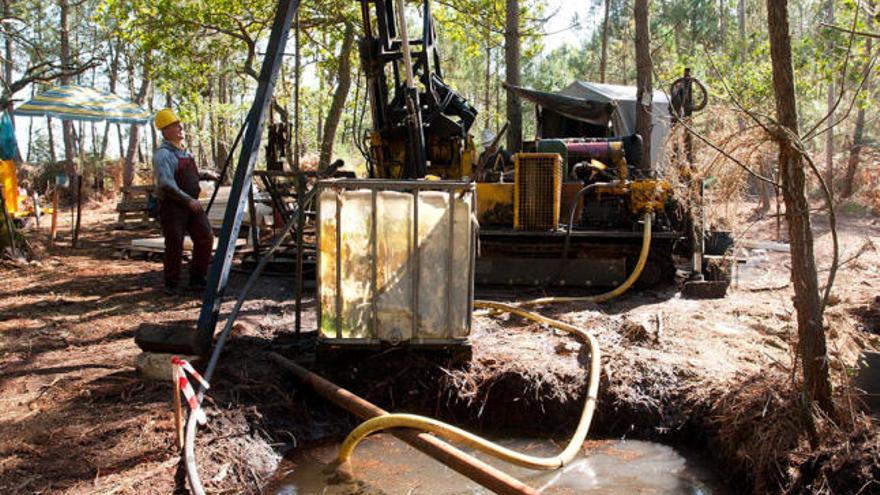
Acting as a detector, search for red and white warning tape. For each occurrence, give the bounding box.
[171,357,210,425]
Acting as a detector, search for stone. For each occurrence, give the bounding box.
[134,321,204,355]
[135,352,201,382]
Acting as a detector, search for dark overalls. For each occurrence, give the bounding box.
[158,154,213,287]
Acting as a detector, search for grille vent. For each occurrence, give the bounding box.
[514,153,562,231]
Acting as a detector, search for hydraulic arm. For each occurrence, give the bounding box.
[358,0,477,179]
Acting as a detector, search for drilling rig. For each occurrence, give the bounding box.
[356,0,690,289]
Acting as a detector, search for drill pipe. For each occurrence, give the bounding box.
[269,352,537,495]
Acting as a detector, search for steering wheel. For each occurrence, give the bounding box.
[669,75,708,115]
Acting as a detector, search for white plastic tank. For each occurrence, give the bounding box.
[318,180,474,345]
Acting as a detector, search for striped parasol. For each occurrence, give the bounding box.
[15,84,151,124]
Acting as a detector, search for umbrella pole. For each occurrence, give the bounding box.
[72,174,82,248]
[50,187,58,248]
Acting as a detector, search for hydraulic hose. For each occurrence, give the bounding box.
[521,213,653,307]
[338,301,600,470]
[558,183,605,274]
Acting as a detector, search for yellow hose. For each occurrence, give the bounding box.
[519,213,652,307]
[337,213,653,471]
[339,301,600,469]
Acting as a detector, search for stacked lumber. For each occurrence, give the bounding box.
[115,184,155,230]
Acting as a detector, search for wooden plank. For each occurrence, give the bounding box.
[117,202,150,212]
[121,184,155,193]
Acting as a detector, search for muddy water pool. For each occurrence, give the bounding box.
[264,436,728,494]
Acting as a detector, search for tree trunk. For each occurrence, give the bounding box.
[123,57,151,188]
[736,0,747,131]
[216,72,228,170]
[47,117,57,163]
[209,88,217,168]
[504,0,522,152]
[116,124,125,162]
[755,154,773,217]
[719,0,727,50]
[2,0,21,162]
[318,23,355,170]
[824,0,835,196]
[600,0,611,83]
[25,113,32,162]
[316,64,324,152]
[484,35,492,127]
[294,10,301,167]
[842,36,871,198]
[634,0,652,169]
[766,0,835,431]
[100,42,122,160]
[148,84,157,156]
[26,86,34,162]
[494,47,501,128]
[58,0,76,182]
[3,0,12,85]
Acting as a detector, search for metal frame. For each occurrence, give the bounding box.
[316,179,475,347]
[194,0,301,355]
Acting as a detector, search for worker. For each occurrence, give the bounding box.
[153,108,218,294]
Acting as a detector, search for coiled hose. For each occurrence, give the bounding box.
[337,213,653,470]
[522,213,652,306]
[339,300,600,469]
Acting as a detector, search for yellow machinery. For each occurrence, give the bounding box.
[369,130,478,181]
[357,0,683,289]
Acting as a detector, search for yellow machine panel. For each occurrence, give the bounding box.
[629,179,671,214]
[513,153,563,231]
[475,182,514,225]
[370,132,476,180]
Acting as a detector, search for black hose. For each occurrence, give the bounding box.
[539,183,608,289]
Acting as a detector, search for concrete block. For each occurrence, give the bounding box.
[136,352,201,382]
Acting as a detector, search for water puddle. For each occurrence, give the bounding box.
[264,436,727,494]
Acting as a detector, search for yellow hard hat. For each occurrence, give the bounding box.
[154,108,180,130]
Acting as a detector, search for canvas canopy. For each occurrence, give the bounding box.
[505,81,672,166]
[16,85,151,124]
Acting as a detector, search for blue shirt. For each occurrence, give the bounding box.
[153,140,196,204]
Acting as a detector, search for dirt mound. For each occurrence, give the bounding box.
[786,418,880,494]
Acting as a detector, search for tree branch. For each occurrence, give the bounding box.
[820,22,880,39]
[802,2,861,140]
[0,57,101,106]
[804,51,879,142]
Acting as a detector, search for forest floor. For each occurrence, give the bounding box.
[0,198,879,494]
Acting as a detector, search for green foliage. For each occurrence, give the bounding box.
[26,132,54,166]
[7,0,870,178]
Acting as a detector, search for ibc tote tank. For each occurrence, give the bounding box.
[318,180,475,347]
